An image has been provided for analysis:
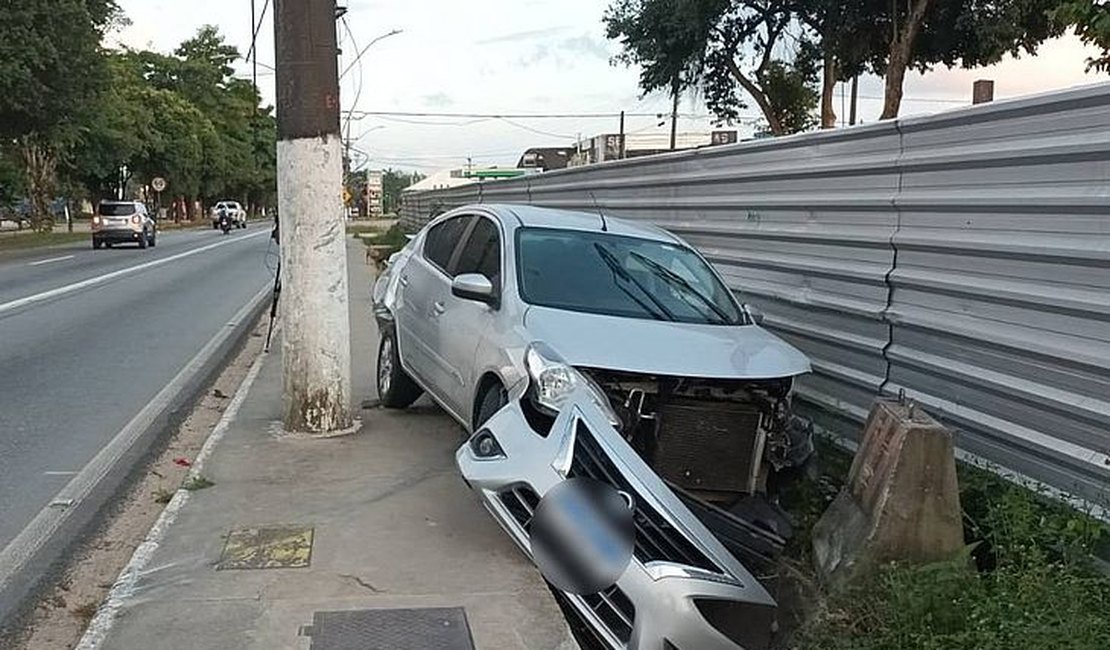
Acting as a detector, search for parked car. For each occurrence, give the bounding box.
[372,204,812,649]
[210,201,246,229]
[91,200,156,249]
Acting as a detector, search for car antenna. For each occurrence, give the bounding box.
[588,191,608,232]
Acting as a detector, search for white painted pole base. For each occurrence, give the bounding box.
[277,134,352,433]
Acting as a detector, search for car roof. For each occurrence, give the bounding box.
[474,204,682,244]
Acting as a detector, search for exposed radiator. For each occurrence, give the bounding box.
[655,398,765,496]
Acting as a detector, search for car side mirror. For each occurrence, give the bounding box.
[746,304,765,325]
[452,273,497,307]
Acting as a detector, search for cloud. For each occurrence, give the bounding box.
[516,33,612,69]
[423,92,454,108]
[559,34,610,60]
[476,26,571,45]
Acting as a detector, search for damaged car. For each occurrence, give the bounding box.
[372,204,812,648]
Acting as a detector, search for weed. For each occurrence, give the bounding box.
[182,475,215,491]
[785,455,1110,650]
[71,601,99,624]
[152,488,175,504]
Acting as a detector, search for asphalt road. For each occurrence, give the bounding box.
[0,227,275,551]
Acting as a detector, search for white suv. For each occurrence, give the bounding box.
[210,201,247,229]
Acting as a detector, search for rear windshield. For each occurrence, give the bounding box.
[98,203,136,216]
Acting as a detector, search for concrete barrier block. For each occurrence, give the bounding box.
[812,398,963,587]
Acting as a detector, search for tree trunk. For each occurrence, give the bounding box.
[881,0,933,120]
[19,137,58,233]
[821,52,839,129]
[725,58,784,135]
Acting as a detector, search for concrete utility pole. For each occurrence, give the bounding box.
[273,0,353,433]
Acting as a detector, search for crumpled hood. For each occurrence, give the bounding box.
[523,306,811,379]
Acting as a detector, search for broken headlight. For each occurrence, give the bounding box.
[524,342,620,427]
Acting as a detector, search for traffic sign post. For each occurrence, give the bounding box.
[152,177,168,222]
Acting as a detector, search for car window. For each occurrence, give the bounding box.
[453,217,501,284]
[422,216,472,275]
[516,227,746,325]
[98,203,136,216]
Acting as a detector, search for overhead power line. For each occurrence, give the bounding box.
[345,110,710,120]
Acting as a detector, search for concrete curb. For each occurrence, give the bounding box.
[0,282,273,636]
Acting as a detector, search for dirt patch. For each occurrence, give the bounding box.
[5,319,269,650]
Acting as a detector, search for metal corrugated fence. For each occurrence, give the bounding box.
[398,84,1110,503]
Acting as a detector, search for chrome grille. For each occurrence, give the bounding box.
[580,584,634,644]
[569,421,719,574]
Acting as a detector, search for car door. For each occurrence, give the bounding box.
[436,214,504,416]
[395,214,474,410]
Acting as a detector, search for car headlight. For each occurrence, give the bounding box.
[524,342,620,427]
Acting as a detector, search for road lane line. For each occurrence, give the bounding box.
[27,255,75,267]
[0,230,269,317]
[43,471,78,476]
[0,284,271,627]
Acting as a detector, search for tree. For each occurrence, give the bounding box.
[606,0,820,136]
[1054,1,1110,72]
[870,0,1066,118]
[382,169,425,215]
[0,0,120,230]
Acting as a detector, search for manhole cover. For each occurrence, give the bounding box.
[217,525,314,570]
[304,607,474,650]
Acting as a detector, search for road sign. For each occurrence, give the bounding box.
[152,177,167,192]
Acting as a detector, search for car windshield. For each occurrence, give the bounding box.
[516,227,746,325]
[98,203,136,216]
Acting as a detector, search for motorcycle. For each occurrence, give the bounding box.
[218,209,233,235]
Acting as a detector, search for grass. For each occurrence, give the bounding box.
[0,231,88,252]
[182,475,215,491]
[779,443,1110,650]
[355,222,409,259]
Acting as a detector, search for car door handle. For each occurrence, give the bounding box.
[432,301,446,316]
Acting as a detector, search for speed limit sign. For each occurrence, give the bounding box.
[152,177,167,192]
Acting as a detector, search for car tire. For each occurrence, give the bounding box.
[377,329,422,408]
[474,381,508,429]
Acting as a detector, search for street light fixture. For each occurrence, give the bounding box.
[340,29,403,81]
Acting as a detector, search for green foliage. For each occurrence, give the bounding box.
[381,169,425,214]
[65,26,276,209]
[1054,0,1110,72]
[792,461,1110,650]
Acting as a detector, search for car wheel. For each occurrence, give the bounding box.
[474,381,508,429]
[138,230,148,249]
[377,329,422,408]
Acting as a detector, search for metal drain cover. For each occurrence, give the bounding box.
[304,607,474,650]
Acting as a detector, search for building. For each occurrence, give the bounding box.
[517,147,573,172]
[567,130,740,167]
[403,168,478,193]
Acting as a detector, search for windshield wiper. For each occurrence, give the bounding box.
[627,251,734,324]
[593,243,675,322]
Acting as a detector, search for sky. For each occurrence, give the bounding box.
[111,0,1108,173]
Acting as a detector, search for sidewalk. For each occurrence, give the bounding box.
[82,239,578,650]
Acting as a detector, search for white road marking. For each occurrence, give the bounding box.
[0,230,269,317]
[0,285,271,638]
[27,255,74,267]
[74,321,273,650]
[43,471,78,476]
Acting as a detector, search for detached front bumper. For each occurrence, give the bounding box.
[456,394,776,650]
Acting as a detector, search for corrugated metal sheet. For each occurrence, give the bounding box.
[398,84,1110,503]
